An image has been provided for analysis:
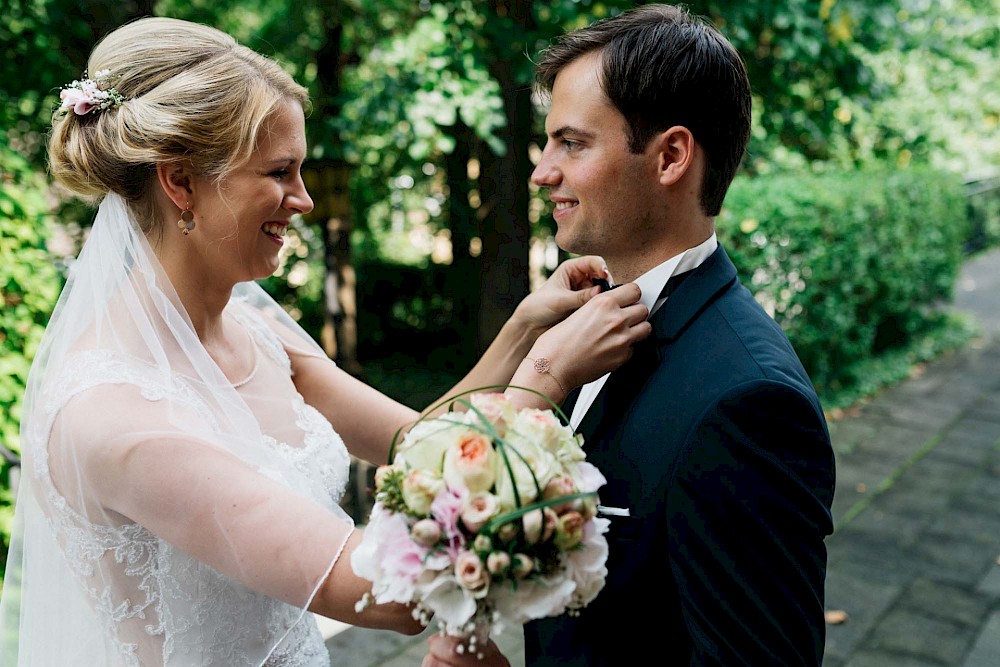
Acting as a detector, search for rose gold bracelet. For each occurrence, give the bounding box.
[525,356,567,395]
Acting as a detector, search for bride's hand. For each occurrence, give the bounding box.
[510,255,608,336]
[526,282,651,393]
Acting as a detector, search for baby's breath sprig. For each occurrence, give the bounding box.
[59,69,127,116]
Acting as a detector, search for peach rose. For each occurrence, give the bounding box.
[443,432,497,493]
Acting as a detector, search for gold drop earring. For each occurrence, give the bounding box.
[177,203,195,235]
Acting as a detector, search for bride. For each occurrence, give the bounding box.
[0,16,650,666]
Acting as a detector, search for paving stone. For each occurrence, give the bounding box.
[926,505,1000,548]
[896,577,992,627]
[826,535,924,586]
[325,626,433,667]
[882,398,968,429]
[969,396,1000,424]
[863,609,975,664]
[913,536,998,586]
[829,419,882,457]
[923,430,996,466]
[845,507,926,547]
[963,611,1000,667]
[975,563,1000,598]
[824,569,902,662]
[902,455,980,495]
[845,650,945,667]
[869,481,953,520]
[941,417,1000,447]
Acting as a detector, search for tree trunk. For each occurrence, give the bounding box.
[308,9,361,376]
[479,0,535,352]
[443,118,480,366]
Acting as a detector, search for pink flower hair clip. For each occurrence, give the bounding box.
[59,70,126,116]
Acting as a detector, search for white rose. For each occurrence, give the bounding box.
[494,434,559,512]
[508,408,563,454]
[402,469,445,515]
[394,415,469,474]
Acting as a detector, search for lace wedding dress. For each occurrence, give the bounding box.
[0,195,357,666]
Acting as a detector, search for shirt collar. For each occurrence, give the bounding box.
[628,233,718,318]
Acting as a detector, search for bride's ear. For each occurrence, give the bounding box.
[155,163,195,211]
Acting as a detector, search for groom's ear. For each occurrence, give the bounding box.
[652,126,696,187]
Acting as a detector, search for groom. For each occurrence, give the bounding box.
[425,5,835,666]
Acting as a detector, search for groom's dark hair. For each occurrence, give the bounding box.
[534,3,752,217]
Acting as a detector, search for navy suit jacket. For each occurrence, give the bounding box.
[523,244,836,666]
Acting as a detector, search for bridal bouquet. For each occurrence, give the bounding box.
[351,390,610,656]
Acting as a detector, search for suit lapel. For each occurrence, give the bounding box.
[575,244,740,442]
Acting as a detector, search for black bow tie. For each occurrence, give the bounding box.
[592,270,692,297]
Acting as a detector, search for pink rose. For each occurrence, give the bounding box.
[461,491,501,533]
[542,473,578,513]
[470,393,516,435]
[455,550,489,596]
[443,432,496,493]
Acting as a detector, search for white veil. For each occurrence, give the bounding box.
[0,193,354,665]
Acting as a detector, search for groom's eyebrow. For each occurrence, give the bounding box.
[551,126,596,140]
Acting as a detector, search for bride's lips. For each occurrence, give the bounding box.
[261,221,289,246]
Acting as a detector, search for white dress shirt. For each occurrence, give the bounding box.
[569,233,719,431]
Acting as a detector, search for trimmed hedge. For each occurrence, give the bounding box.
[718,169,968,396]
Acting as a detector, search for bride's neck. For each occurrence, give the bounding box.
[157,252,233,344]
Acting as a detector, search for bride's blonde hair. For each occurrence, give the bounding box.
[48,16,309,231]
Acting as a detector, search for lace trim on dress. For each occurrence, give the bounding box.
[26,340,342,665]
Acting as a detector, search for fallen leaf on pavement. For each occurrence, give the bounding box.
[825,610,849,625]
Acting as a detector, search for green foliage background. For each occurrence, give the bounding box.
[0,0,997,579]
[0,137,62,574]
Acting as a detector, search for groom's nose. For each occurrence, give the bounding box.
[531,143,561,188]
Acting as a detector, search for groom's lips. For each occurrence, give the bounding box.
[550,196,578,221]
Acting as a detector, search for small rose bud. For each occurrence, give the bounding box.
[511,553,534,579]
[541,507,558,543]
[496,522,519,543]
[522,509,544,545]
[554,511,586,550]
[411,518,441,546]
[486,551,511,575]
[473,533,493,553]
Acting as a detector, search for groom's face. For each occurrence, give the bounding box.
[531,50,662,266]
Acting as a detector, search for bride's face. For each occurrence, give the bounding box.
[192,98,313,283]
